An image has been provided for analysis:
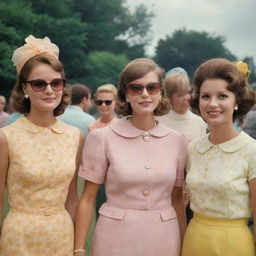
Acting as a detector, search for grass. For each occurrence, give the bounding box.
[3,176,95,256]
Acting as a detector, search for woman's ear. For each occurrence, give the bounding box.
[22,83,27,95]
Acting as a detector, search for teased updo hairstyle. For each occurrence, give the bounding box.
[191,58,255,120]
[116,58,170,116]
[11,52,70,116]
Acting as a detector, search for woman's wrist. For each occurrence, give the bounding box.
[74,249,85,255]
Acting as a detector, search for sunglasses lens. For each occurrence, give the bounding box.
[30,80,47,92]
[50,79,65,91]
[95,100,112,106]
[127,85,143,96]
[95,100,103,105]
[105,100,112,105]
[147,84,161,95]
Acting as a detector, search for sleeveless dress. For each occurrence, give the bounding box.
[0,116,80,256]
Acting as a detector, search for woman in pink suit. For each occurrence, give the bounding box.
[74,58,187,256]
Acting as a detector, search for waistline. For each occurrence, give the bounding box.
[10,205,65,216]
[193,213,247,227]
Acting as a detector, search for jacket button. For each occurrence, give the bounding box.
[145,164,152,169]
[143,190,150,197]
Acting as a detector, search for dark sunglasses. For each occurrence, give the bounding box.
[94,100,113,106]
[126,82,161,96]
[26,78,66,92]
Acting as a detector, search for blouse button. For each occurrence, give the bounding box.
[145,164,152,169]
[142,132,150,142]
[143,190,150,197]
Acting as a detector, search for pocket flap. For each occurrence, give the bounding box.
[98,204,124,220]
[160,208,177,221]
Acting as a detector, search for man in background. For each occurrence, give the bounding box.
[0,95,10,128]
[59,83,95,136]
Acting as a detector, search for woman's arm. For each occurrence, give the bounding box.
[0,131,9,234]
[65,132,85,222]
[74,181,100,255]
[249,178,256,240]
[172,186,187,240]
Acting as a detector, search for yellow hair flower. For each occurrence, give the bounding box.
[235,61,251,78]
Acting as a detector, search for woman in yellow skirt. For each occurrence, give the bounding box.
[182,58,256,256]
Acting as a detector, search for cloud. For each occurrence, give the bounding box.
[126,0,256,61]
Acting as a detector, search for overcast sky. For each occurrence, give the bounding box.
[126,0,256,62]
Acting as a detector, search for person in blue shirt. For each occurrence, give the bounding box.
[59,83,95,136]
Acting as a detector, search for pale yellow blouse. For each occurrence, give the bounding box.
[186,131,256,219]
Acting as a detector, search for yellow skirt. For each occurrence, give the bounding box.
[181,214,255,256]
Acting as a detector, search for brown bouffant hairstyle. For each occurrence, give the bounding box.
[71,83,91,105]
[191,58,255,120]
[11,52,70,116]
[116,58,170,116]
[165,72,190,99]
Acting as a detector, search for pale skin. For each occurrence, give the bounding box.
[0,64,84,235]
[199,78,256,239]
[74,71,186,255]
[96,91,116,123]
[170,88,191,115]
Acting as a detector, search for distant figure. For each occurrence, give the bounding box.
[0,95,10,128]
[88,84,118,132]
[6,95,23,125]
[158,67,207,142]
[88,84,118,218]
[59,83,95,136]
[243,105,256,139]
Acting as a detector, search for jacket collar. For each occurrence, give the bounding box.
[109,117,171,138]
[20,116,65,134]
[196,131,251,153]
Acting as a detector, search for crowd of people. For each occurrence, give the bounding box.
[0,35,256,256]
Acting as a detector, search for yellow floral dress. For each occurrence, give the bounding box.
[0,116,80,256]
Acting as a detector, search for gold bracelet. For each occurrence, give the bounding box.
[74,249,85,254]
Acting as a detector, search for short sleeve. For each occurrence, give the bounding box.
[78,129,108,184]
[248,151,256,181]
[174,134,188,187]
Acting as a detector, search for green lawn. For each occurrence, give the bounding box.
[3,176,95,255]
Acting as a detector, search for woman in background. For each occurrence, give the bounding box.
[88,84,118,218]
[88,84,118,132]
[158,67,207,142]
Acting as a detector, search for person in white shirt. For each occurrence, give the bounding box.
[158,67,207,142]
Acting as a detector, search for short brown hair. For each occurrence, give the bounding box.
[71,83,91,105]
[116,58,170,116]
[11,52,70,116]
[164,72,190,98]
[192,58,255,120]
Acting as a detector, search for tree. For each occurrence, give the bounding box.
[72,0,153,59]
[154,28,237,77]
[83,51,129,91]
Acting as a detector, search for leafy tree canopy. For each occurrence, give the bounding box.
[0,0,153,99]
[154,28,237,78]
[84,51,129,92]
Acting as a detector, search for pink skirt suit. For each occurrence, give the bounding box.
[79,118,187,256]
